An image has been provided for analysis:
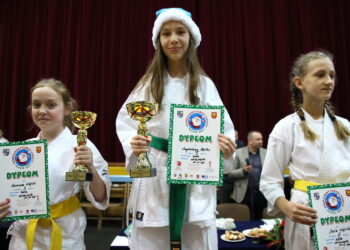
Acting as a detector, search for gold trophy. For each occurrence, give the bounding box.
[66,111,97,181]
[126,101,158,178]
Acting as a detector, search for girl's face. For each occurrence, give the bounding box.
[295,57,335,103]
[160,21,190,64]
[31,86,69,136]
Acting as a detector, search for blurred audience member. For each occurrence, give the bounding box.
[235,130,245,149]
[227,130,267,220]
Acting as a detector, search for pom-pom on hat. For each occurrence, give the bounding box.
[152,8,201,49]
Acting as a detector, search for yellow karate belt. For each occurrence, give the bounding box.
[294,179,320,192]
[26,195,81,250]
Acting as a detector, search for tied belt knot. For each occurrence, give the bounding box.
[26,195,81,250]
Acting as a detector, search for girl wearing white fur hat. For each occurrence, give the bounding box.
[116,7,236,250]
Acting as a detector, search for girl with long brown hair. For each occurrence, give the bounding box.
[116,8,236,250]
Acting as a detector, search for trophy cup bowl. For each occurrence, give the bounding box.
[66,111,97,182]
[126,101,158,178]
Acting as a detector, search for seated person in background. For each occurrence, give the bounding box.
[227,130,267,220]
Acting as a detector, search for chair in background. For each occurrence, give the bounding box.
[104,182,131,228]
[79,162,131,228]
[262,207,285,219]
[216,203,251,221]
[78,190,104,228]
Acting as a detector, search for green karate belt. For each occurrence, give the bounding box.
[150,135,187,250]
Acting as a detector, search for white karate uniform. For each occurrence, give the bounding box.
[8,127,111,250]
[116,73,235,250]
[260,110,350,250]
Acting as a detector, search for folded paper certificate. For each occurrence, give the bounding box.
[167,104,224,185]
[0,140,50,221]
[308,182,350,250]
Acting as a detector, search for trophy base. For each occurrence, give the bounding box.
[130,168,157,178]
[66,171,93,181]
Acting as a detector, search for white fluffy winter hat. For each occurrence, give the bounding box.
[152,8,201,49]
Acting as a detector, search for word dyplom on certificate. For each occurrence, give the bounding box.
[167,104,224,185]
[308,182,350,250]
[0,140,50,221]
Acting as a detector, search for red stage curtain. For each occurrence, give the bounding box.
[0,0,349,162]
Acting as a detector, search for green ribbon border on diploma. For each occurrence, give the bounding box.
[167,104,225,186]
[0,139,50,222]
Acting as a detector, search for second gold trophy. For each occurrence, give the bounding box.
[126,101,157,178]
[66,111,96,181]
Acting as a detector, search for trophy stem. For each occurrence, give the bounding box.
[77,129,87,146]
[137,121,147,136]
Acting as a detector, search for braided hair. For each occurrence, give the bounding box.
[290,50,350,141]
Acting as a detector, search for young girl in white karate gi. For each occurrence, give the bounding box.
[260,50,350,250]
[116,8,236,250]
[8,78,111,250]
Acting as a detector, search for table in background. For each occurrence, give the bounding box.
[110,221,276,250]
[108,162,132,183]
[109,175,132,183]
[218,220,275,249]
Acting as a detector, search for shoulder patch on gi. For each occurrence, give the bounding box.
[136,211,144,221]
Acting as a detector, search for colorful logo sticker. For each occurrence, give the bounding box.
[323,190,344,213]
[177,110,183,118]
[346,190,350,196]
[36,146,42,153]
[12,147,34,169]
[211,112,217,119]
[3,149,10,156]
[313,192,320,200]
[186,111,208,133]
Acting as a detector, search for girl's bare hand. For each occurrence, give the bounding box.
[277,197,317,226]
[0,199,11,219]
[131,135,152,157]
[218,134,236,158]
[74,146,94,171]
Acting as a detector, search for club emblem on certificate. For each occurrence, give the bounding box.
[0,140,50,221]
[167,104,224,185]
[308,182,350,249]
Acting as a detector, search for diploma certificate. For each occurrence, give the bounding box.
[308,182,350,250]
[167,104,224,185]
[0,140,50,221]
